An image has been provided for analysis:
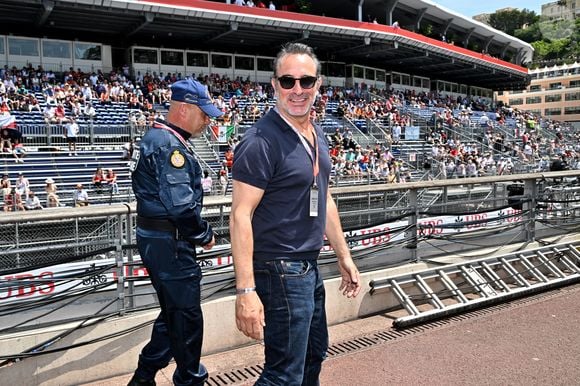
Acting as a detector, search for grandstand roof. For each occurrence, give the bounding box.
[0,0,530,90]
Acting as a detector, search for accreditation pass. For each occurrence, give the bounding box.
[309,186,318,217]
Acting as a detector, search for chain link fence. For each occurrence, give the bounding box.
[0,170,578,332]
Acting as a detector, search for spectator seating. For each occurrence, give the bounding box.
[0,149,131,208]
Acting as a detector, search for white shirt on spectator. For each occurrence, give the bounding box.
[25,195,42,210]
[66,121,79,138]
[74,188,89,204]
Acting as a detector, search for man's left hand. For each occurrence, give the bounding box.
[338,257,361,298]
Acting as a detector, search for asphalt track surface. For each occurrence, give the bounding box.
[84,283,580,386]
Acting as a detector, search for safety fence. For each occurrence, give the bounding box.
[0,170,578,345]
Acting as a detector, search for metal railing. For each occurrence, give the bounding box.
[0,170,578,332]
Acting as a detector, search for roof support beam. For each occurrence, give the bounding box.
[414,8,427,32]
[441,18,454,36]
[417,59,457,70]
[386,51,429,65]
[462,28,475,47]
[383,0,399,26]
[335,37,371,55]
[207,22,239,42]
[357,0,365,22]
[515,47,525,65]
[484,36,494,53]
[344,42,397,57]
[37,0,54,27]
[439,65,477,75]
[126,12,155,37]
[501,43,511,59]
[274,30,310,47]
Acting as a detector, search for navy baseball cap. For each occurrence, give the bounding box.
[170,79,223,118]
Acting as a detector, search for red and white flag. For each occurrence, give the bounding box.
[0,114,16,129]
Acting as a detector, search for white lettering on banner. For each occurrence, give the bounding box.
[1,208,523,305]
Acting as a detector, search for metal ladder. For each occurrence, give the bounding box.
[370,242,580,328]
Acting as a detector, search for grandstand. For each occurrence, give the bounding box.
[0,0,577,207]
[0,1,579,384]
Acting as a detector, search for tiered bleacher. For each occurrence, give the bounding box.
[1,66,579,211]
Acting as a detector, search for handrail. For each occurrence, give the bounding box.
[4,169,578,227]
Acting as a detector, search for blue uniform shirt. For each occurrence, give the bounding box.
[232,109,331,261]
[131,119,213,246]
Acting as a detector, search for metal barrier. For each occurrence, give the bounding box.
[0,170,578,332]
[19,123,138,147]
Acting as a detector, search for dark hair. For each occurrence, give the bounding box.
[273,43,320,78]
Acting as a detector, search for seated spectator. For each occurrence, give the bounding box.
[104,168,119,194]
[3,187,20,211]
[45,177,60,207]
[201,169,213,195]
[83,102,96,120]
[1,173,10,191]
[2,186,12,211]
[224,148,234,170]
[24,191,43,210]
[54,103,69,124]
[43,104,56,125]
[121,139,135,161]
[12,139,26,163]
[73,183,90,206]
[0,128,12,153]
[92,167,104,193]
[14,172,29,200]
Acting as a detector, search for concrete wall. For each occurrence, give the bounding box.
[2,235,579,385]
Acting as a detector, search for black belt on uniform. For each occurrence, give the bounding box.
[137,216,184,239]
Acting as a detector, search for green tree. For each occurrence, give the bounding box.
[531,38,571,61]
[488,9,539,36]
[514,23,542,43]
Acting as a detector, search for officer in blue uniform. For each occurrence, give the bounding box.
[128,78,223,386]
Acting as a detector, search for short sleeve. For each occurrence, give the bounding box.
[232,131,275,190]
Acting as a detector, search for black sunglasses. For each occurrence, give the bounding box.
[275,75,318,90]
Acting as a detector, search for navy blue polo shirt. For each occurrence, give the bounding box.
[232,109,331,261]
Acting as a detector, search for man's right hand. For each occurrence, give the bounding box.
[202,235,215,250]
[235,291,265,340]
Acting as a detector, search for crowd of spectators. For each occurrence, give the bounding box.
[0,62,578,204]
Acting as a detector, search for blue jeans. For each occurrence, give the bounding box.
[254,259,328,386]
[135,227,207,386]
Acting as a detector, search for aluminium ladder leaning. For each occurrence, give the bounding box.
[370,242,580,328]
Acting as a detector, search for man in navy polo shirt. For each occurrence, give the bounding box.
[230,43,361,385]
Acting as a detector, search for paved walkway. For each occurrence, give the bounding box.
[86,284,580,386]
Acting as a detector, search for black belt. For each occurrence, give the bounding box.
[137,216,184,239]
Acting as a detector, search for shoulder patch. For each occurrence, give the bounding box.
[129,148,141,172]
[170,149,186,168]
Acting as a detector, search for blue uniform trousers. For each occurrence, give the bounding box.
[135,227,207,386]
[254,259,328,386]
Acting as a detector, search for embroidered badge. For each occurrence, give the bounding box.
[170,150,186,168]
[129,148,141,172]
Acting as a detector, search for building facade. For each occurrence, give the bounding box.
[541,0,579,20]
[495,62,580,125]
